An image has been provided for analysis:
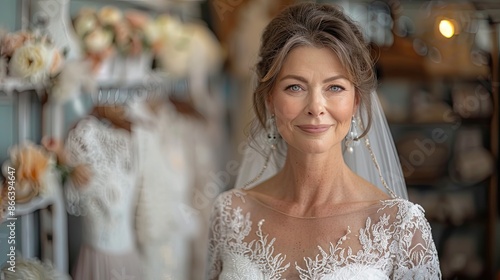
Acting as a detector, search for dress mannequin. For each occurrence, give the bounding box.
[58,105,143,280]
[132,100,194,280]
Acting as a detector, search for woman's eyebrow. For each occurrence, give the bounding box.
[279,74,348,83]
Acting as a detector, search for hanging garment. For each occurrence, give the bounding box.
[64,116,143,280]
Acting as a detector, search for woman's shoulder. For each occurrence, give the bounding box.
[213,188,250,208]
[379,198,430,227]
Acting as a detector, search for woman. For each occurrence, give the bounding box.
[207,2,441,280]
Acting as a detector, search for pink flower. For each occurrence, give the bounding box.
[50,49,64,74]
[128,34,143,56]
[112,22,132,47]
[1,31,32,58]
[125,9,150,29]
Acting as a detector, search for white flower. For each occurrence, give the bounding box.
[156,15,185,43]
[9,43,52,83]
[74,14,98,37]
[84,28,113,54]
[98,6,123,25]
[144,21,161,45]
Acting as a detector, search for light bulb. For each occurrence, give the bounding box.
[439,19,455,38]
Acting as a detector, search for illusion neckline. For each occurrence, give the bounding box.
[236,189,403,220]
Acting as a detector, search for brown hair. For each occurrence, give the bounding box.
[252,2,376,139]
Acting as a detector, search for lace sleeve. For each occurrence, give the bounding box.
[206,194,226,280]
[63,120,97,216]
[394,203,442,279]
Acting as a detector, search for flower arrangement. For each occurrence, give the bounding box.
[72,6,163,72]
[0,31,64,84]
[2,142,55,204]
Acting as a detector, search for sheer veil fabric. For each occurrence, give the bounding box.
[235,90,408,200]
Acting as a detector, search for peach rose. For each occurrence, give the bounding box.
[10,142,50,184]
[125,9,150,29]
[1,31,32,58]
[50,49,64,74]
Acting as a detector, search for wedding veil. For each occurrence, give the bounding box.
[234,90,408,200]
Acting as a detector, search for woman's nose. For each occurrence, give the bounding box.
[306,90,325,117]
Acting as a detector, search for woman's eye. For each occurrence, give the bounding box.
[329,85,345,92]
[286,84,302,92]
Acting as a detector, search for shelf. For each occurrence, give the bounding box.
[0,78,47,95]
[14,194,56,216]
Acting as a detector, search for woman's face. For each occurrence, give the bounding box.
[269,46,357,154]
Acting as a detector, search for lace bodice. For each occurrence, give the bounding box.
[64,117,139,253]
[207,189,441,280]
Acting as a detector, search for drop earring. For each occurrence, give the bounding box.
[345,116,358,153]
[266,114,279,150]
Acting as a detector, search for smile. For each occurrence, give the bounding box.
[296,124,331,134]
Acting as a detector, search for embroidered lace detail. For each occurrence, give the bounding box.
[207,190,441,280]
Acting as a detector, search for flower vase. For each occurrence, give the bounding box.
[31,0,82,60]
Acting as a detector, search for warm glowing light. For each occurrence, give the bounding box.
[439,19,455,38]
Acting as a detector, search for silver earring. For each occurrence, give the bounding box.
[266,114,278,149]
[242,115,278,189]
[345,116,358,153]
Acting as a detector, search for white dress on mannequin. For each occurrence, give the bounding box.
[64,116,143,280]
[132,102,195,280]
[207,189,441,280]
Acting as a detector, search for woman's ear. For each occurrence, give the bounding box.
[266,94,274,115]
[353,93,360,114]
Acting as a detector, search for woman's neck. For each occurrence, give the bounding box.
[271,145,359,207]
[248,145,390,218]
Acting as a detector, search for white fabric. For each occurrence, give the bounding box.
[132,101,195,280]
[64,116,139,254]
[344,91,408,199]
[207,189,441,279]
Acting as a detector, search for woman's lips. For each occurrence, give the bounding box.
[297,124,331,134]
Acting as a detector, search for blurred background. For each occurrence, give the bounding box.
[0,0,498,279]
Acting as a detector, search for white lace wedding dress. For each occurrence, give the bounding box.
[207,189,441,280]
[64,116,143,280]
